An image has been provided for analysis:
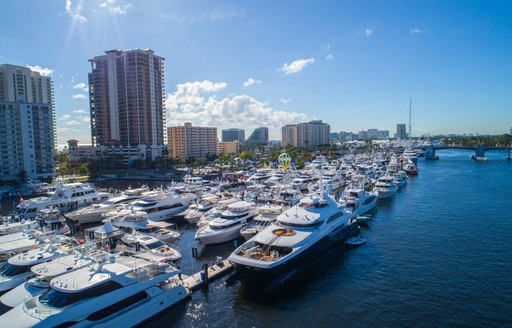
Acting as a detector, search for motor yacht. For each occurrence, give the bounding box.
[339,187,377,216]
[403,160,419,175]
[184,203,214,224]
[0,218,38,236]
[228,191,357,292]
[320,171,345,190]
[65,188,152,224]
[0,256,190,327]
[245,170,271,186]
[240,204,283,240]
[18,183,113,219]
[195,201,258,245]
[291,174,318,190]
[115,232,181,262]
[402,148,418,164]
[0,248,98,308]
[374,176,398,199]
[105,210,180,243]
[0,235,76,293]
[392,170,408,187]
[107,192,196,222]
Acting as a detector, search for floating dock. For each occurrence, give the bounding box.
[181,259,234,291]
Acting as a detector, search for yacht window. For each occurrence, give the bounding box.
[220,212,248,220]
[326,212,343,224]
[0,263,31,277]
[211,221,240,230]
[278,220,322,229]
[146,240,165,249]
[39,280,123,308]
[87,291,148,321]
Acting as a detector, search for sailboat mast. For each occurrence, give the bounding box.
[409,98,412,139]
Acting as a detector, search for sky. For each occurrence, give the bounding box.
[1,0,511,144]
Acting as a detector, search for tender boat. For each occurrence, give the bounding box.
[353,214,372,223]
[0,256,190,327]
[344,235,367,246]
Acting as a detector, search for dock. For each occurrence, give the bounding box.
[181,259,234,291]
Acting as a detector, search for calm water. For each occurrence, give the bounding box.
[2,150,512,327]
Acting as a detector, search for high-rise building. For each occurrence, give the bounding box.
[217,141,240,156]
[281,120,330,147]
[222,128,245,143]
[395,124,407,139]
[0,64,55,181]
[88,49,166,160]
[246,127,268,145]
[168,122,217,160]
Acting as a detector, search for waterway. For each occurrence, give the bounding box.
[2,150,512,327]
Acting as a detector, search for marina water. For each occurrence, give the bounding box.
[2,150,512,327]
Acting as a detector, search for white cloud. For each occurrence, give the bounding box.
[100,0,133,15]
[243,78,262,87]
[410,28,426,34]
[67,120,82,126]
[73,83,88,92]
[65,0,88,23]
[166,80,308,131]
[72,94,87,99]
[280,58,315,75]
[77,116,91,123]
[73,109,87,114]
[365,28,373,37]
[58,114,72,121]
[280,98,292,104]
[27,65,54,76]
[325,54,334,61]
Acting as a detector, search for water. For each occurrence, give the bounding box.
[139,150,511,327]
[2,150,512,326]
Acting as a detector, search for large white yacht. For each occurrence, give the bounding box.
[240,204,283,240]
[107,192,196,222]
[339,187,377,216]
[291,174,318,190]
[115,232,181,262]
[0,256,190,327]
[0,236,75,293]
[374,176,398,199]
[65,187,152,224]
[245,170,271,186]
[105,210,180,243]
[18,183,113,219]
[320,171,345,190]
[0,249,97,308]
[228,191,357,292]
[195,201,258,245]
[0,219,38,236]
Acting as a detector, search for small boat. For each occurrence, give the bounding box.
[353,215,372,223]
[344,235,367,246]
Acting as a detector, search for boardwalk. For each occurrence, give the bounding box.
[181,259,234,291]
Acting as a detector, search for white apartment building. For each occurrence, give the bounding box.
[281,120,330,148]
[0,64,55,181]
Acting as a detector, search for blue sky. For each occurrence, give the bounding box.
[1,0,511,144]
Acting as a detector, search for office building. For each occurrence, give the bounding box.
[246,127,269,145]
[222,128,245,143]
[395,124,407,139]
[0,64,55,181]
[281,120,330,147]
[217,141,240,156]
[168,122,217,160]
[88,49,166,160]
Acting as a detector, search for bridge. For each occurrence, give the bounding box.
[414,145,511,160]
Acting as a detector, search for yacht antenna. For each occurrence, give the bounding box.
[409,98,412,139]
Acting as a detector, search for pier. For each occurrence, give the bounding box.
[181,259,234,291]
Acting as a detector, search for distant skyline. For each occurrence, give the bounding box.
[1,0,511,144]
